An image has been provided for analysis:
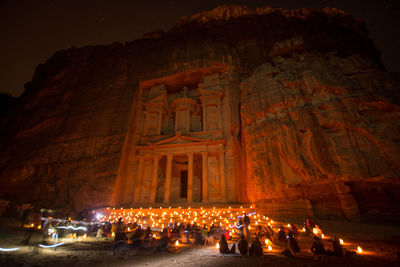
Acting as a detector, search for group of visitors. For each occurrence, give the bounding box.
[217,217,347,259]
[18,207,347,259]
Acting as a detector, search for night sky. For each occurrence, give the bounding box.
[0,0,399,96]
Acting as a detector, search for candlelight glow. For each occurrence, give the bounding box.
[175,240,179,246]
[268,245,272,251]
[265,239,269,244]
[340,239,344,244]
[216,243,220,249]
[313,229,318,235]
[357,246,363,253]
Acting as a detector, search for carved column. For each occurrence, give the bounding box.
[157,111,163,135]
[133,155,144,203]
[150,155,160,203]
[187,152,194,203]
[143,111,149,135]
[186,110,190,132]
[163,154,173,203]
[202,105,207,131]
[201,152,208,202]
[219,150,226,201]
[218,104,222,130]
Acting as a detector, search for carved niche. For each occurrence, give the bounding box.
[198,73,224,131]
[171,87,197,133]
[143,84,168,136]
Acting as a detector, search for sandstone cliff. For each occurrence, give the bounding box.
[0,5,398,221]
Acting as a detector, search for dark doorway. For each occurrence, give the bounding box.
[180,171,188,198]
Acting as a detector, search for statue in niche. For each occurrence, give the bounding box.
[181,86,189,97]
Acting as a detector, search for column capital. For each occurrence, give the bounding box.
[166,153,174,159]
[187,152,194,158]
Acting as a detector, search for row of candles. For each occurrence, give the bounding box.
[96,206,364,254]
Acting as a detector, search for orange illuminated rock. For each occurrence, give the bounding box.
[0,5,398,222]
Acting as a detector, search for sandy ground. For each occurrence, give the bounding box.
[1,217,400,267]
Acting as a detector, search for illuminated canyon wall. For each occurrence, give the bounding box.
[0,6,399,221]
[240,53,400,221]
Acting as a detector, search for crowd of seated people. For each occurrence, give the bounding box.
[106,216,351,259]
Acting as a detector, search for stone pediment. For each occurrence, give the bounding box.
[153,133,210,146]
[145,92,167,104]
[144,84,168,105]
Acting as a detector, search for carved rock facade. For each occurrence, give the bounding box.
[0,6,399,221]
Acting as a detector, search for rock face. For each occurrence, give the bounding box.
[0,5,399,221]
[240,53,400,221]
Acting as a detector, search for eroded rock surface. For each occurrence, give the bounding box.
[240,53,400,220]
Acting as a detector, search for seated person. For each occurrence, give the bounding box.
[249,236,263,256]
[224,229,231,241]
[219,235,235,254]
[287,232,300,255]
[194,230,204,244]
[210,223,216,235]
[290,224,299,237]
[310,236,327,256]
[201,225,208,240]
[238,235,249,255]
[277,226,286,242]
[132,226,143,239]
[184,229,191,244]
[96,227,104,238]
[330,236,343,257]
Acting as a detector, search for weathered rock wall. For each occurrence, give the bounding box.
[0,44,132,212]
[0,5,398,219]
[240,53,400,220]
